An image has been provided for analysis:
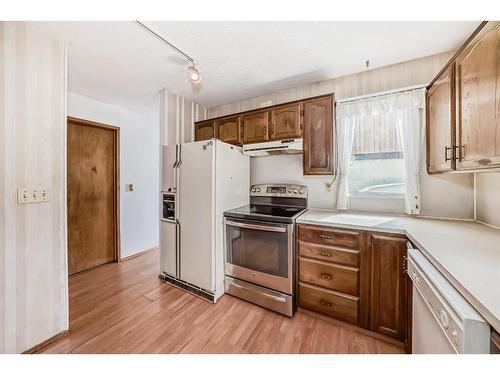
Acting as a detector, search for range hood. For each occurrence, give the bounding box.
[242,138,303,157]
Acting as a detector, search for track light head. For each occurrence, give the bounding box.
[188,64,202,84]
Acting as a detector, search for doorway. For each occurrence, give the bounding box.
[67,116,120,275]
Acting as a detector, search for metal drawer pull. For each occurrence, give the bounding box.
[320,300,333,307]
[320,273,333,280]
[319,234,332,239]
[319,251,333,257]
[227,279,288,303]
[226,220,286,233]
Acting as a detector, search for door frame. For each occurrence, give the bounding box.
[67,116,121,265]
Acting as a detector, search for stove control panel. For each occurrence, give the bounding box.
[250,184,308,198]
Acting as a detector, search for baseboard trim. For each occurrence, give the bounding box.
[298,308,406,349]
[120,246,158,262]
[23,330,69,354]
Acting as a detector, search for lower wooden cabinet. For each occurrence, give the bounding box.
[299,283,358,324]
[297,224,409,344]
[368,233,408,341]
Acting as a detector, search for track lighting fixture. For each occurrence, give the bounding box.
[135,21,202,85]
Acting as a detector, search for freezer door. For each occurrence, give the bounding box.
[161,144,178,192]
[160,220,178,277]
[178,141,215,291]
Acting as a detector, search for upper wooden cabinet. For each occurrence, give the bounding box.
[194,94,335,175]
[194,120,216,142]
[455,22,500,170]
[303,96,334,175]
[242,110,270,144]
[426,21,500,173]
[427,64,456,173]
[270,103,302,140]
[216,115,242,145]
[369,233,407,341]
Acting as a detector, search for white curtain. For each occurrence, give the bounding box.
[336,89,424,213]
[336,105,356,210]
[396,90,425,214]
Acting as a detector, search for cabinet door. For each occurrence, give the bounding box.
[369,233,407,341]
[270,103,302,140]
[216,115,242,145]
[426,64,456,173]
[303,96,334,175]
[456,22,500,170]
[242,110,270,144]
[195,120,216,141]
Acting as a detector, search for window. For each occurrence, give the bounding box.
[347,113,406,197]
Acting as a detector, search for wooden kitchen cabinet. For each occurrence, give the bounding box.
[194,120,216,141]
[369,233,408,341]
[242,110,270,144]
[303,96,334,175]
[216,115,242,145]
[426,21,500,173]
[426,64,456,173]
[270,103,302,140]
[455,22,500,170]
[297,224,410,344]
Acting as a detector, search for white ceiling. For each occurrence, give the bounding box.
[32,21,480,113]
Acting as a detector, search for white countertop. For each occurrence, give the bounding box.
[297,209,500,332]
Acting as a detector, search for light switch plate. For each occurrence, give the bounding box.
[17,187,50,204]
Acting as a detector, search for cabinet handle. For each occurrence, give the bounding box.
[319,234,332,240]
[444,146,452,161]
[319,251,333,257]
[320,273,333,280]
[319,299,333,307]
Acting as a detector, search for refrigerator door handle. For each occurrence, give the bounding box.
[175,220,181,278]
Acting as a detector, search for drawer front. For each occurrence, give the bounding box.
[298,225,361,249]
[298,241,359,266]
[299,258,358,296]
[299,283,358,324]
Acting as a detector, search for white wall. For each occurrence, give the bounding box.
[67,92,160,258]
[475,172,500,228]
[0,22,67,353]
[210,52,475,220]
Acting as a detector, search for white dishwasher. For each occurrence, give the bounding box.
[408,249,490,354]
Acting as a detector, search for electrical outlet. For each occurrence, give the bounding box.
[17,187,50,204]
[125,184,134,192]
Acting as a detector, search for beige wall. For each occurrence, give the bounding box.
[0,22,67,353]
[475,172,500,228]
[159,89,208,146]
[208,52,475,219]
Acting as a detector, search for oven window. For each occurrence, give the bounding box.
[226,221,288,278]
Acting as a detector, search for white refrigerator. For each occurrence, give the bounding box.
[160,139,249,302]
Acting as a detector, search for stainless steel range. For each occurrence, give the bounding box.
[223,183,307,317]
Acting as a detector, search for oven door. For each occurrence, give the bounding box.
[224,218,293,294]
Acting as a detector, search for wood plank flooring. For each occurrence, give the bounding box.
[37,249,404,354]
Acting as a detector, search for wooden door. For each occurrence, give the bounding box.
[67,118,119,275]
[456,22,500,170]
[270,103,302,140]
[242,110,270,144]
[195,120,216,141]
[426,64,456,173]
[303,96,334,175]
[216,115,242,145]
[369,233,407,341]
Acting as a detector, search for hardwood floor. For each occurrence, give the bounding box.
[37,249,404,354]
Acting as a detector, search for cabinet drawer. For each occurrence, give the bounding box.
[298,241,358,267]
[298,225,361,250]
[299,258,358,296]
[299,283,358,324]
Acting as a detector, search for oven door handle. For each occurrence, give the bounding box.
[226,279,288,303]
[225,220,286,233]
